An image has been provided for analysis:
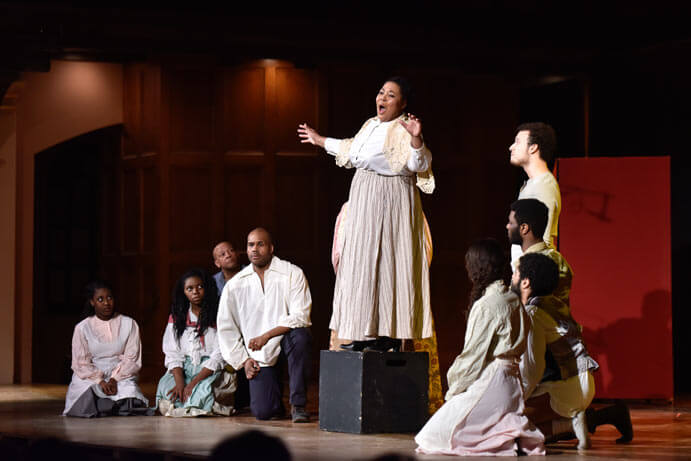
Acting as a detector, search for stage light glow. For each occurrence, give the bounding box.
[57,61,112,102]
[537,75,572,85]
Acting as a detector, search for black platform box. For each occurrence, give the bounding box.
[319,350,429,434]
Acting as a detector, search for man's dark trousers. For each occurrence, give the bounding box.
[248,327,311,420]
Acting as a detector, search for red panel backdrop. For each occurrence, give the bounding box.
[558,157,672,399]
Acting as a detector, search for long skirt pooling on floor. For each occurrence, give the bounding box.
[63,315,148,416]
[415,359,545,456]
[66,387,152,417]
[155,356,236,417]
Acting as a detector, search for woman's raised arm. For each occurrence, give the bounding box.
[297,123,326,148]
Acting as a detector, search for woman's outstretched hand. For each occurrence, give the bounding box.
[298,123,326,148]
[399,113,424,148]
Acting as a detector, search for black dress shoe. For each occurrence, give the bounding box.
[585,402,633,443]
[364,336,402,352]
[291,405,310,423]
[340,340,375,351]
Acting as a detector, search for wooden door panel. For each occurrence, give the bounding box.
[223,162,265,248]
[122,168,140,253]
[169,166,214,252]
[326,68,381,137]
[221,67,266,153]
[123,64,160,156]
[117,257,140,319]
[275,67,318,153]
[275,157,318,258]
[102,163,119,256]
[169,69,215,153]
[141,167,158,253]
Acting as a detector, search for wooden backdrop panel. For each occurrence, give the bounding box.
[169,166,214,252]
[141,167,158,253]
[325,66,384,137]
[139,65,161,154]
[123,64,160,156]
[275,67,319,153]
[139,260,162,383]
[223,161,265,248]
[275,157,318,256]
[122,168,140,253]
[116,257,140,319]
[169,68,215,153]
[101,160,119,256]
[122,64,142,157]
[221,67,266,152]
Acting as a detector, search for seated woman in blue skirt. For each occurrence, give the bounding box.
[155,268,236,416]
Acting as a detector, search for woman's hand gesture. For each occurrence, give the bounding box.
[298,123,326,148]
[400,113,424,148]
[399,113,423,138]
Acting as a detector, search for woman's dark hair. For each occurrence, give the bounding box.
[385,76,412,105]
[464,239,509,311]
[82,280,114,318]
[171,268,219,341]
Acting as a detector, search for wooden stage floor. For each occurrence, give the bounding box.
[1,385,690,460]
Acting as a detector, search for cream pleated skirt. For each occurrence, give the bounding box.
[329,168,433,341]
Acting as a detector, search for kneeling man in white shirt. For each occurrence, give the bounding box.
[217,227,312,422]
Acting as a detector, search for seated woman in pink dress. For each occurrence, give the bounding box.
[415,239,544,456]
[63,281,151,417]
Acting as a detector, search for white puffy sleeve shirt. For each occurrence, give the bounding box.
[324,118,431,175]
[161,310,225,373]
[217,256,312,370]
[71,315,143,383]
